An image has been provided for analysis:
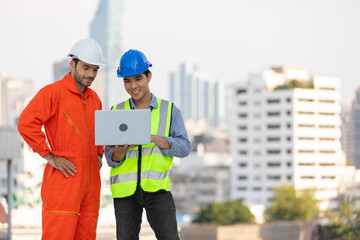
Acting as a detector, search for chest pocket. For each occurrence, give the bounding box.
[62,109,81,136]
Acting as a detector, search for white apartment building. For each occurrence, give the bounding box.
[228,66,344,215]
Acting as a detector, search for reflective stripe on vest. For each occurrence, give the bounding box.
[109,98,173,198]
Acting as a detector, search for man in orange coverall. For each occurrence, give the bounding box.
[18,38,105,240]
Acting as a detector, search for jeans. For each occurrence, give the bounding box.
[113,188,180,240]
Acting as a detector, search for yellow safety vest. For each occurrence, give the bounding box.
[109,98,173,198]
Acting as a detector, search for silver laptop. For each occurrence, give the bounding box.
[95,109,151,146]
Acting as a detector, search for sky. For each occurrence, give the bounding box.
[1,0,360,107]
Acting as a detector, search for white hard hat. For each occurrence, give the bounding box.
[68,38,106,67]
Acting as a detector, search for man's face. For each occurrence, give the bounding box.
[123,72,151,102]
[70,60,99,89]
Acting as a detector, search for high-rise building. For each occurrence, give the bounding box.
[90,0,125,109]
[0,71,33,126]
[53,59,70,82]
[0,71,34,198]
[169,62,226,126]
[344,88,360,169]
[228,66,346,216]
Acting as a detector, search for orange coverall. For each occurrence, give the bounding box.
[18,73,104,239]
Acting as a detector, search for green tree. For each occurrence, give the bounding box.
[274,79,314,90]
[193,200,255,225]
[264,185,318,221]
[328,199,360,240]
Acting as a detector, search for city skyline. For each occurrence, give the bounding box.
[1,0,360,107]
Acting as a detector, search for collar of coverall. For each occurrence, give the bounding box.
[63,72,91,98]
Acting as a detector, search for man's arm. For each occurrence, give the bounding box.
[18,86,56,158]
[104,145,136,167]
[18,86,79,177]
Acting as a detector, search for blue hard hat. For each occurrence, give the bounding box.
[117,49,152,78]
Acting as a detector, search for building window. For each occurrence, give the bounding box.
[286,110,292,116]
[267,137,280,142]
[299,137,315,141]
[267,99,280,104]
[267,162,281,167]
[299,162,315,166]
[287,123,292,128]
[287,162,292,167]
[267,149,281,154]
[319,162,336,167]
[299,124,315,128]
[319,137,336,141]
[239,163,247,168]
[321,176,336,179]
[298,111,315,115]
[237,187,247,191]
[267,124,280,129]
[238,138,247,143]
[267,111,281,116]
[239,101,247,106]
[298,98,314,102]
[238,113,247,118]
[253,187,262,191]
[253,113,261,118]
[287,175,292,180]
[238,125,247,130]
[238,175,248,180]
[319,99,335,103]
[319,150,336,154]
[301,176,315,179]
[237,89,247,95]
[298,150,315,154]
[267,175,281,180]
[253,101,261,106]
[287,136,292,141]
[319,87,335,91]
[239,150,248,155]
[287,149,292,154]
[286,98,291,103]
[319,125,335,128]
[319,112,335,116]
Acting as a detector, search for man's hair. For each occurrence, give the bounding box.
[144,69,151,77]
[72,58,80,68]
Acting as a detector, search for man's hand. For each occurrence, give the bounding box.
[106,145,136,162]
[151,135,171,149]
[45,153,77,178]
